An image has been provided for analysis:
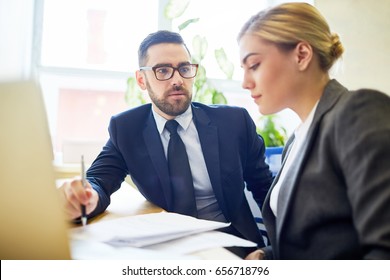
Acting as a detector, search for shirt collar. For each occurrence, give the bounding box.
[294,101,319,140]
[152,105,193,134]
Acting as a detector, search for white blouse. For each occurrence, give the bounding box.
[270,102,319,217]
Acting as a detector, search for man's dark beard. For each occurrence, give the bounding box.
[146,81,192,117]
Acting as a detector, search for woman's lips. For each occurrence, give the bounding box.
[252,94,262,102]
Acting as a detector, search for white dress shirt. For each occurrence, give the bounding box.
[152,106,227,222]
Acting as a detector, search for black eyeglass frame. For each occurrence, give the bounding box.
[139,64,199,81]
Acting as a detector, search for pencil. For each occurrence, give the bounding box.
[81,155,87,226]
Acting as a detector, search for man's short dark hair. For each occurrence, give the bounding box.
[138,30,190,67]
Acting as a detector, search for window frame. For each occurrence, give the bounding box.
[32,0,302,159]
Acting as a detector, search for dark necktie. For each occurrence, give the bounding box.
[165,120,197,217]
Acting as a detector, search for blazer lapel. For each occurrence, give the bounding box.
[142,111,173,209]
[274,80,347,255]
[192,105,229,215]
[262,133,295,256]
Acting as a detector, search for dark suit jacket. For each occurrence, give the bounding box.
[262,79,390,259]
[87,102,273,247]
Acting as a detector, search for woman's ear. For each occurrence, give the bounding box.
[294,41,313,71]
[135,70,147,90]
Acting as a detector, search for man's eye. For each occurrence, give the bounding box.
[156,67,170,74]
[180,66,190,73]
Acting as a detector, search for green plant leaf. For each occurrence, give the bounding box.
[256,115,287,147]
[164,0,191,19]
[125,77,146,108]
[162,0,229,107]
[178,18,199,31]
[192,35,208,62]
[215,48,234,79]
[194,64,207,92]
[212,90,228,104]
[193,86,212,104]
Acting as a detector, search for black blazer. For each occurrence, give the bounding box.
[87,102,273,247]
[262,80,390,259]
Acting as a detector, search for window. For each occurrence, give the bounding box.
[36,0,161,162]
[40,0,159,71]
[34,0,307,162]
[170,0,268,81]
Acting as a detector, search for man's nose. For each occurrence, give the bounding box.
[171,69,184,85]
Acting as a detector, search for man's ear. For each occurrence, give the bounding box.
[294,41,313,71]
[135,70,147,90]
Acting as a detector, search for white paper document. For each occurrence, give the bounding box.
[70,239,199,260]
[70,212,231,247]
[145,231,257,255]
[70,230,255,259]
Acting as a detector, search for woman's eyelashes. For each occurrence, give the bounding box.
[249,63,260,71]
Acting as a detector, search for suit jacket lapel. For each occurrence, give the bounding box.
[142,111,173,209]
[274,80,347,256]
[262,133,295,256]
[192,105,229,215]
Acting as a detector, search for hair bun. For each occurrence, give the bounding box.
[330,33,344,60]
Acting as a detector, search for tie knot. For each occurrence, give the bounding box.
[165,120,180,135]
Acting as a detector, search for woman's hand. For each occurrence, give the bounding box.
[245,249,266,260]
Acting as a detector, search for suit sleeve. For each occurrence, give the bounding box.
[242,109,273,209]
[337,90,390,259]
[86,116,129,218]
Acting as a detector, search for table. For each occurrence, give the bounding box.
[71,181,241,260]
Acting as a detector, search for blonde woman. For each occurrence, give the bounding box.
[238,2,390,259]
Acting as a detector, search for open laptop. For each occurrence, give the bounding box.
[0,81,71,259]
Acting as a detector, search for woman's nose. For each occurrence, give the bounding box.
[242,73,254,90]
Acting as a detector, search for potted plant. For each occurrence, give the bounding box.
[125,0,232,107]
[256,114,288,175]
[165,0,233,105]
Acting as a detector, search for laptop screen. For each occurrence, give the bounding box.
[0,81,71,259]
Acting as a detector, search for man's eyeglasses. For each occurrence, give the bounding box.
[139,64,199,81]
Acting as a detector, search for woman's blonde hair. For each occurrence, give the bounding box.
[238,2,344,71]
